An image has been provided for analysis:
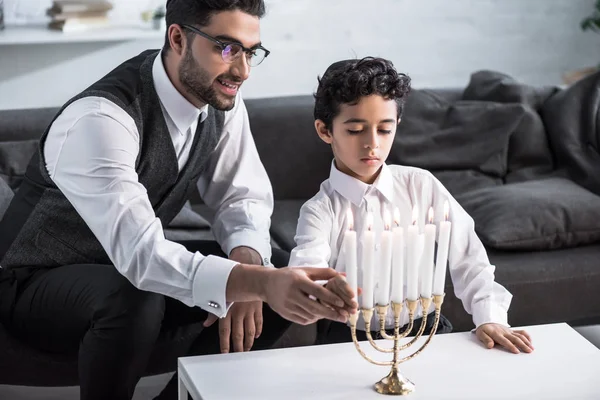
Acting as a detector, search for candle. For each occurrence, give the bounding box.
[406,206,420,301]
[391,208,405,304]
[343,208,358,300]
[433,201,452,295]
[376,210,393,306]
[420,207,436,299]
[361,212,375,309]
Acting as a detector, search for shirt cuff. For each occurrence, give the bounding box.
[192,254,238,318]
[471,297,511,329]
[222,231,272,266]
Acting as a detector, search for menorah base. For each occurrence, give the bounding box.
[374,367,415,395]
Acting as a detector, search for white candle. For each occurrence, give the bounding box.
[391,208,405,304]
[433,201,452,296]
[343,208,358,300]
[376,210,393,306]
[406,206,420,301]
[420,207,436,299]
[360,212,375,309]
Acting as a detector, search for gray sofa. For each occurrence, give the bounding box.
[1,70,600,387]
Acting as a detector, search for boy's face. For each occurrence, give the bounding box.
[316,95,399,184]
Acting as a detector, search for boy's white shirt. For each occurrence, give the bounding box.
[289,161,512,331]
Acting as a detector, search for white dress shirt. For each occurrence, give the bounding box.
[290,162,512,330]
[43,51,274,317]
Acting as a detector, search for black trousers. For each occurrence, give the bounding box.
[0,241,291,400]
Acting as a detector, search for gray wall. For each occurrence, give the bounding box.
[0,0,599,110]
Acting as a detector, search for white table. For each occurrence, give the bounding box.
[178,323,600,399]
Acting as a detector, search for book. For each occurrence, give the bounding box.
[48,1,113,15]
[48,16,110,33]
[47,10,109,20]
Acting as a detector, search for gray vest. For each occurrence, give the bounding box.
[0,50,224,268]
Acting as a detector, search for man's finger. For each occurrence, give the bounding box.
[219,317,231,354]
[325,283,356,312]
[244,315,256,351]
[294,292,346,322]
[255,307,263,339]
[302,267,339,282]
[335,280,356,300]
[301,280,345,308]
[231,315,245,353]
[286,310,314,326]
[203,313,218,328]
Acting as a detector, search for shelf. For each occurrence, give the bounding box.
[0,24,165,45]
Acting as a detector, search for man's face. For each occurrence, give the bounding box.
[317,95,399,184]
[179,10,261,111]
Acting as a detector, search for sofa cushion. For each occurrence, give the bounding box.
[462,70,558,111]
[0,177,13,220]
[391,89,531,195]
[462,70,556,183]
[542,70,600,196]
[456,177,600,250]
[0,139,38,190]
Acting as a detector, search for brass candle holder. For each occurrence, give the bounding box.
[349,294,444,395]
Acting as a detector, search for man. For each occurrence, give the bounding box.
[0,1,353,399]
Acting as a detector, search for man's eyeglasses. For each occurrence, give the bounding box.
[181,24,270,67]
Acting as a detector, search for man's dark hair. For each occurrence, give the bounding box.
[313,57,412,131]
[163,0,266,52]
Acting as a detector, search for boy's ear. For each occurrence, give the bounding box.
[315,119,333,144]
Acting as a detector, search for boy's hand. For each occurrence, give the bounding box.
[323,275,360,317]
[476,323,534,354]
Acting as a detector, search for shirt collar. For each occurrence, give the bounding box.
[152,51,208,135]
[329,161,395,206]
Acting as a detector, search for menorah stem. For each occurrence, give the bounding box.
[373,311,416,395]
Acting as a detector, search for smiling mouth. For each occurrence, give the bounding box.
[217,78,240,90]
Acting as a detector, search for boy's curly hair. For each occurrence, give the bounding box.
[314,57,411,131]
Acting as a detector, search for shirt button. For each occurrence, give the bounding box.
[263,257,270,265]
[375,244,381,251]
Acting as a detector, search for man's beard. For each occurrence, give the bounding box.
[178,47,237,111]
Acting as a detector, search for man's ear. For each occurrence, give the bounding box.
[168,24,188,57]
[398,117,402,125]
[315,120,333,144]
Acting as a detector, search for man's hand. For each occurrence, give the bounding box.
[263,267,351,325]
[204,301,262,353]
[475,323,534,354]
[204,246,265,353]
[323,275,359,316]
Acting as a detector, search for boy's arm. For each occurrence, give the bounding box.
[289,200,333,268]
[425,173,512,329]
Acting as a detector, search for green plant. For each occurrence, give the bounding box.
[581,0,600,33]
[153,6,166,20]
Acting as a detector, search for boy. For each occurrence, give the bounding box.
[289,57,533,354]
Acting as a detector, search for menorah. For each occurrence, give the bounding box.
[348,295,444,395]
[343,202,451,395]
